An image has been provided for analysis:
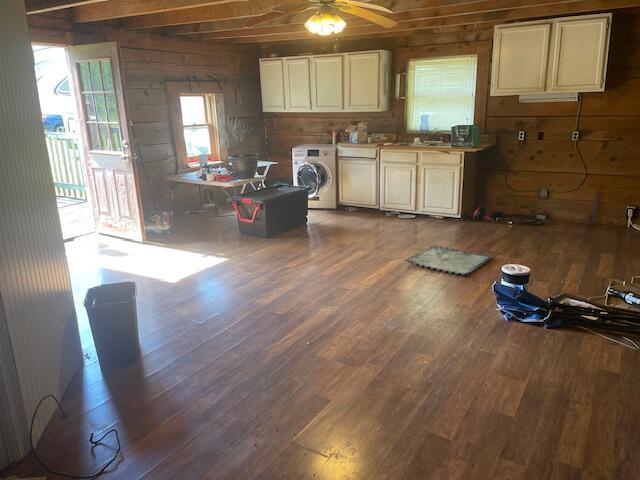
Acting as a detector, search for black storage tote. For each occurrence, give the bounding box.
[84,282,140,371]
[232,185,308,237]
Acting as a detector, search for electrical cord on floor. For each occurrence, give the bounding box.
[578,325,640,350]
[30,394,121,479]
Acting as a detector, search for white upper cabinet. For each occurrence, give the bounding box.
[491,23,551,96]
[259,58,286,112]
[491,13,611,96]
[259,50,390,112]
[547,15,610,92]
[311,54,343,111]
[284,56,312,111]
[344,51,390,112]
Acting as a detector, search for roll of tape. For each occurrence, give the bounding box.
[501,264,531,287]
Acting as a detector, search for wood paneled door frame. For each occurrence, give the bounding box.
[67,42,145,242]
[166,81,228,172]
[395,41,492,134]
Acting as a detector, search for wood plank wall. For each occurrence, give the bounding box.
[482,10,640,225]
[262,12,640,225]
[261,35,423,180]
[115,31,265,212]
[260,28,494,180]
[0,0,83,454]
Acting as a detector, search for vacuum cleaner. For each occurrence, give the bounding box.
[493,265,640,336]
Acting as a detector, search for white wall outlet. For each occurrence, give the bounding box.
[572,130,581,141]
[518,131,526,141]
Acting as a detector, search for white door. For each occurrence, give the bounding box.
[312,55,343,111]
[259,58,285,112]
[491,23,552,96]
[380,162,417,212]
[284,56,312,112]
[419,164,462,216]
[548,15,610,92]
[345,51,380,111]
[68,43,145,241]
[339,159,378,207]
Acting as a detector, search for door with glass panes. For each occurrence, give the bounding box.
[68,42,144,241]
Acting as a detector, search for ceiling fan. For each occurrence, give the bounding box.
[246,0,398,36]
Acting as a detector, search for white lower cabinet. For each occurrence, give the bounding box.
[418,164,462,216]
[339,159,378,208]
[380,162,417,212]
[379,149,472,218]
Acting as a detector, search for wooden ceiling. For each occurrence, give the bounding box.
[25,0,640,44]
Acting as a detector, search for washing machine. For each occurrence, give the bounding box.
[292,144,337,209]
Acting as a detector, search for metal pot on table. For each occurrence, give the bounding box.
[228,154,260,179]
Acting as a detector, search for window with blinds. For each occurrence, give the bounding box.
[406,55,478,132]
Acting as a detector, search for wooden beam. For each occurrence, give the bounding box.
[119,0,288,29]
[193,0,584,39]
[25,0,106,14]
[72,0,249,23]
[223,0,640,43]
[120,0,483,29]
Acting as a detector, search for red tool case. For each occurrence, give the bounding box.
[232,185,308,237]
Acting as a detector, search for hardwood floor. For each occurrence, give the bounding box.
[5,209,640,479]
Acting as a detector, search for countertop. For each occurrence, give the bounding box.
[380,143,494,153]
[338,142,494,153]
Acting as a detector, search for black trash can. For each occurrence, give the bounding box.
[232,185,308,237]
[84,282,140,371]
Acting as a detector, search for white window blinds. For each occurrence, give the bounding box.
[406,55,478,132]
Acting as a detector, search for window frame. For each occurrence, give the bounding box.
[404,54,478,134]
[396,43,490,135]
[76,58,122,153]
[166,81,227,171]
[179,92,220,160]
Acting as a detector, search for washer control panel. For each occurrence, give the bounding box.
[292,145,336,167]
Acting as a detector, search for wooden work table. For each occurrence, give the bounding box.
[167,161,278,211]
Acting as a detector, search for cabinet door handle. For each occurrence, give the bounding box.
[396,72,407,100]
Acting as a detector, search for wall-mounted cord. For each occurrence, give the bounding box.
[504,94,588,194]
[503,139,537,193]
[30,394,121,479]
[552,94,589,193]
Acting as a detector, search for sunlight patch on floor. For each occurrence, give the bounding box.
[67,234,228,283]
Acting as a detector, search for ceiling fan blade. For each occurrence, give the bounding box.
[337,4,398,29]
[245,4,313,27]
[338,0,393,14]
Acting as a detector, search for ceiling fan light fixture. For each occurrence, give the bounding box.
[304,9,347,36]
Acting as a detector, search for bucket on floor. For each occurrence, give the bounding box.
[84,282,140,371]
